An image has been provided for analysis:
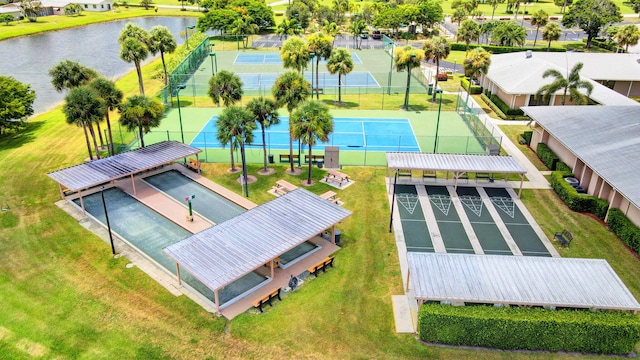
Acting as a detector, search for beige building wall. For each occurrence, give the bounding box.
[612,81,640,98]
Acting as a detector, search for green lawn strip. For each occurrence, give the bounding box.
[499,124,549,171]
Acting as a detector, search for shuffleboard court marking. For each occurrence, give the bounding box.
[429,194,451,216]
[491,196,515,218]
[397,193,419,215]
[459,195,483,217]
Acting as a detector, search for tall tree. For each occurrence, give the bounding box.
[326,48,354,104]
[615,24,640,52]
[491,21,526,46]
[49,60,98,92]
[231,17,260,49]
[217,106,256,195]
[207,70,244,107]
[246,97,279,174]
[415,0,444,34]
[487,0,505,19]
[63,87,106,160]
[480,20,501,44]
[457,19,481,52]
[280,36,310,73]
[119,23,150,95]
[542,22,562,51]
[276,18,302,40]
[423,37,451,102]
[349,19,367,49]
[536,62,594,105]
[463,47,491,85]
[0,76,35,135]
[290,100,333,185]
[562,0,622,48]
[118,95,164,148]
[286,1,312,30]
[530,10,548,47]
[393,46,425,110]
[88,77,123,156]
[271,71,311,173]
[306,32,334,100]
[148,26,177,87]
[20,0,42,22]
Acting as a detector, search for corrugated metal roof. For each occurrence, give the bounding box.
[47,141,200,191]
[523,106,640,210]
[386,153,526,174]
[408,252,640,311]
[163,188,352,292]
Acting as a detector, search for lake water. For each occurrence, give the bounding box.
[0,17,197,114]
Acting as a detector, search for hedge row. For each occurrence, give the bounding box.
[535,143,559,170]
[585,37,624,52]
[519,130,532,145]
[460,78,482,94]
[606,208,640,254]
[450,42,566,53]
[480,93,507,118]
[490,94,524,116]
[550,171,609,219]
[418,304,640,354]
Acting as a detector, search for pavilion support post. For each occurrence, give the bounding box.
[131,174,136,195]
[79,190,85,215]
[270,259,275,279]
[214,290,220,314]
[58,183,64,199]
[176,263,182,286]
[518,174,524,198]
[504,173,508,182]
[331,224,336,244]
[454,175,459,192]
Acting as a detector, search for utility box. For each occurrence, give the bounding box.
[324,146,340,169]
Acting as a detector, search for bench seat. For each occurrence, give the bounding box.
[252,287,282,313]
[307,257,335,277]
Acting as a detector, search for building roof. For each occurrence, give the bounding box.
[47,141,200,192]
[163,188,352,292]
[408,252,640,311]
[522,105,640,210]
[486,52,639,106]
[386,153,527,174]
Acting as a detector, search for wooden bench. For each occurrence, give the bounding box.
[422,170,436,179]
[186,158,201,173]
[305,154,324,163]
[324,169,350,187]
[307,257,335,277]
[398,169,412,177]
[252,287,282,313]
[273,179,298,196]
[554,230,573,248]
[320,190,339,204]
[279,154,299,163]
[476,172,492,181]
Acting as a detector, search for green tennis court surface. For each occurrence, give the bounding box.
[456,187,512,256]
[484,187,551,257]
[425,186,474,254]
[395,185,434,252]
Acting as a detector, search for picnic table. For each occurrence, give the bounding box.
[319,190,340,204]
[324,169,350,187]
[273,179,298,195]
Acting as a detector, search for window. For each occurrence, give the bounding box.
[101,4,104,8]
[601,80,615,89]
[93,4,96,8]
[84,4,87,8]
[528,95,550,106]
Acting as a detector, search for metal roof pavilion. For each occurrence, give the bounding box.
[407,252,640,311]
[47,141,200,192]
[163,188,352,313]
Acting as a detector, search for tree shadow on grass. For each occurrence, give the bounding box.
[319,100,359,109]
[0,120,45,151]
[409,98,456,112]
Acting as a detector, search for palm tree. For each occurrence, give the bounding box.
[322,20,339,47]
[349,19,367,49]
[271,71,311,174]
[488,0,505,19]
[491,21,526,47]
[119,23,149,95]
[542,22,561,52]
[463,47,491,90]
[456,19,481,52]
[62,86,106,160]
[306,32,334,100]
[231,17,260,49]
[327,48,354,104]
[148,26,177,87]
[49,60,98,92]
[118,95,164,148]
[615,24,640,53]
[281,36,310,74]
[217,106,256,195]
[207,70,244,107]
[536,62,594,105]
[530,10,548,47]
[276,18,300,40]
[291,100,333,185]
[423,36,451,102]
[393,45,425,110]
[246,97,279,174]
[89,77,123,156]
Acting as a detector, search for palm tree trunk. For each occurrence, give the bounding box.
[433,58,440,102]
[106,112,115,156]
[139,125,145,147]
[547,39,551,52]
[96,121,104,148]
[82,124,94,160]
[88,123,101,159]
[241,142,249,197]
[261,123,268,172]
[135,61,145,95]
[491,6,496,19]
[534,27,539,47]
[315,57,320,100]
[161,52,168,86]
[562,88,568,105]
[338,74,342,103]
[307,143,313,184]
[229,144,236,171]
[288,111,294,173]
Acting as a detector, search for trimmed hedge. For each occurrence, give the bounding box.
[550,171,609,219]
[451,42,566,53]
[480,93,529,120]
[518,130,532,145]
[555,161,573,175]
[418,304,640,354]
[490,94,524,116]
[460,77,482,94]
[535,143,559,170]
[606,208,640,254]
[585,37,623,52]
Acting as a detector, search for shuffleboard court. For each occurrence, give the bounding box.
[484,187,551,257]
[455,187,513,255]
[425,186,474,254]
[238,71,379,90]
[395,185,434,253]
[191,117,420,152]
[234,52,363,65]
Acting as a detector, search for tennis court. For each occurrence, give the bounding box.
[238,71,380,90]
[234,52,363,65]
[191,116,420,152]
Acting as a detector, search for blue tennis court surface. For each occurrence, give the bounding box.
[191,117,420,152]
[234,52,362,65]
[239,71,379,90]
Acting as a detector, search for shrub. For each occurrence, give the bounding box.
[419,304,640,354]
[606,208,640,254]
[460,77,482,94]
[550,171,609,219]
[490,94,524,116]
[535,142,558,170]
[451,42,566,53]
[520,130,532,145]
[555,161,572,175]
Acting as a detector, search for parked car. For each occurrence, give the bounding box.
[360,31,369,39]
[371,30,382,39]
[436,72,448,81]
